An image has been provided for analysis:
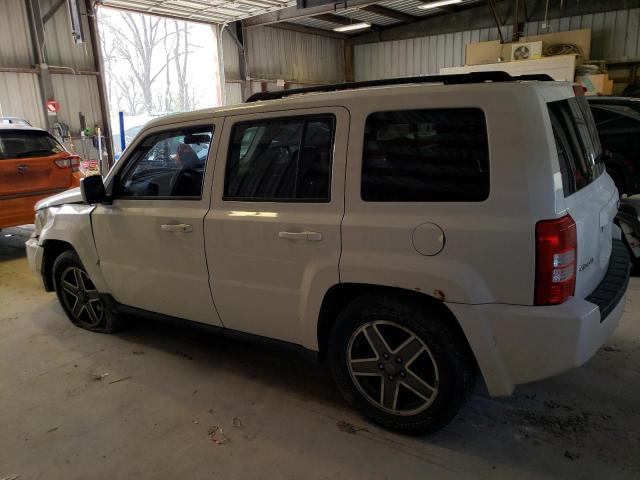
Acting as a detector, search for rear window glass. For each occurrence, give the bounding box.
[548,96,604,197]
[0,130,64,160]
[361,108,489,202]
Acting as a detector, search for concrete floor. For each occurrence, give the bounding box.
[0,226,639,480]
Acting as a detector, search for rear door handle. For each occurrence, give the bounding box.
[161,223,193,233]
[278,231,322,241]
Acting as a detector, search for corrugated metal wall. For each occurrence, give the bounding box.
[354,8,640,80]
[222,27,242,81]
[524,9,640,61]
[0,72,46,127]
[0,0,33,68]
[0,0,104,135]
[245,26,345,84]
[51,74,103,131]
[42,0,95,71]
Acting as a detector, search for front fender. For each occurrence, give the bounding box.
[39,204,110,293]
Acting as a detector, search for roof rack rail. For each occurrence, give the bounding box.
[245,71,552,103]
[512,74,555,81]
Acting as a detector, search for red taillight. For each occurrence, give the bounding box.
[535,214,577,305]
[55,154,81,172]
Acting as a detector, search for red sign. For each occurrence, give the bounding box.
[46,100,60,113]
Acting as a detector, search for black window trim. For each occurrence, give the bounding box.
[548,98,604,198]
[360,107,491,203]
[111,124,215,202]
[222,113,337,204]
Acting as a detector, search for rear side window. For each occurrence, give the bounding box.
[548,97,604,197]
[224,115,335,202]
[361,109,489,202]
[0,130,64,160]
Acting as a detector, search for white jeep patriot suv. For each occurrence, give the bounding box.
[26,72,630,434]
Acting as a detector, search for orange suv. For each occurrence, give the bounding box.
[0,123,81,229]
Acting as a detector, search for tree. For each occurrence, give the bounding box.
[97,9,206,116]
[102,12,173,114]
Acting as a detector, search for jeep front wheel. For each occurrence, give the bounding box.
[52,250,122,333]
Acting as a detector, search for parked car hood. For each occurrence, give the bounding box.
[36,187,83,210]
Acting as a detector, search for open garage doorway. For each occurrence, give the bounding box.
[96,6,223,156]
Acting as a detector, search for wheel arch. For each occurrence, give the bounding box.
[41,239,76,291]
[316,283,476,366]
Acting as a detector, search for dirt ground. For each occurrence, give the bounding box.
[1,226,639,480]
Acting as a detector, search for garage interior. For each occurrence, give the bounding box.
[1,0,640,478]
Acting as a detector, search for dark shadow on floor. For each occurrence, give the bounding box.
[0,226,32,262]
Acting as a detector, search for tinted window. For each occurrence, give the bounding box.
[361,109,489,202]
[224,115,335,201]
[116,126,213,198]
[0,130,64,160]
[548,97,604,197]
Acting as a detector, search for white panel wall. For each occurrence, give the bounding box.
[354,8,640,80]
[51,74,103,132]
[245,26,345,84]
[41,0,95,71]
[355,25,513,80]
[0,72,46,128]
[0,0,104,135]
[524,9,640,61]
[0,0,33,68]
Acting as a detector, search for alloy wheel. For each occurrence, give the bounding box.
[59,267,103,328]
[347,320,439,416]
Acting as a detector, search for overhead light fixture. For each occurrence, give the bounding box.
[418,0,462,10]
[334,22,371,32]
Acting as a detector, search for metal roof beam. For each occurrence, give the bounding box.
[242,0,379,27]
[272,21,348,38]
[360,5,416,23]
[313,13,353,25]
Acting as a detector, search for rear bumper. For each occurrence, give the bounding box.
[449,240,630,397]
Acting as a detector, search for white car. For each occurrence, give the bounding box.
[26,72,630,434]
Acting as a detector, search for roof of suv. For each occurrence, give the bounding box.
[0,123,43,132]
[142,72,573,132]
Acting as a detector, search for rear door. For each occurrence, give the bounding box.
[548,95,618,298]
[0,129,71,199]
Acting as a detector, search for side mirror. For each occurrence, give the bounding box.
[81,175,107,204]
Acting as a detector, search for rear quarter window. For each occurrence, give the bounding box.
[0,130,64,160]
[548,97,604,197]
[361,108,489,202]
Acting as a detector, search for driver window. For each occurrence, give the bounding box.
[116,126,214,198]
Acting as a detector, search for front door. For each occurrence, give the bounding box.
[91,119,223,326]
[205,107,349,345]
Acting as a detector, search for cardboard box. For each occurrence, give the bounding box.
[576,73,614,96]
[511,41,543,61]
[465,28,591,66]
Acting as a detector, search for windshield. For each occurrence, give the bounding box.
[0,130,64,160]
[548,96,604,197]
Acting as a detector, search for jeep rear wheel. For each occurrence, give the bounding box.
[53,250,122,333]
[328,293,475,435]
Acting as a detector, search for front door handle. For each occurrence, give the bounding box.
[161,223,193,233]
[278,231,322,241]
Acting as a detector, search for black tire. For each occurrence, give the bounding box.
[52,250,122,333]
[328,293,476,435]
